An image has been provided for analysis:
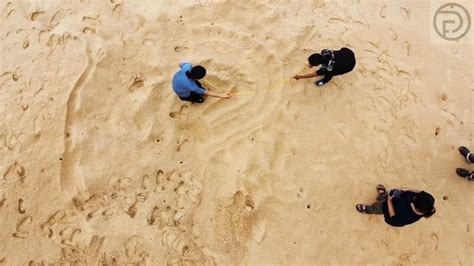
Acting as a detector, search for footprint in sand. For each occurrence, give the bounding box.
[50,9,70,27]
[176,137,190,151]
[30,11,45,21]
[404,41,411,56]
[22,38,29,49]
[112,3,121,14]
[41,210,66,238]
[13,216,33,239]
[16,164,25,182]
[125,235,139,258]
[126,200,139,219]
[82,27,96,34]
[389,28,398,41]
[143,38,157,45]
[77,193,107,221]
[296,187,304,198]
[155,169,167,185]
[159,206,176,229]
[162,230,189,255]
[141,174,156,191]
[5,2,15,18]
[59,227,72,239]
[147,206,160,225]
[82,16,97,34]
[169,105,189,119]
[400,7,410,20]
[174,46,188,52]
[379,5,386,18]
[127,74,144,92]
[431,232,439,250]
[435,127,440,136]
[3,161,26,182]
[5,132,17,151]
[17,199,25,214]
[60,228,81,245]
[175,172,202,208]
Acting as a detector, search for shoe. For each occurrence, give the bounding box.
[456,168,474,181]
[458,146,473,163]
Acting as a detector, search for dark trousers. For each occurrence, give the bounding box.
[366,193,387,214]
[179,80,205,103]
[179,91,204,103]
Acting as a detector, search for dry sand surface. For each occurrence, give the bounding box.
[1,0,473,265]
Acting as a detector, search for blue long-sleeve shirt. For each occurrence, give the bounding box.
[172,63,206,98]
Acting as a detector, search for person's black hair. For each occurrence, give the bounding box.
[189,65,206,80]
[308,53,323,66]
[414,191,435,218]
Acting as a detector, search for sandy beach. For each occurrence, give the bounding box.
[0,0,473,265]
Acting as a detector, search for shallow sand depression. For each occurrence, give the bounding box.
[0,0,473,265]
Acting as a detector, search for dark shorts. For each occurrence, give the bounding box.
[179,91,205,103]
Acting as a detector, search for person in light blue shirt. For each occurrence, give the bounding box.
[172,63,231,103]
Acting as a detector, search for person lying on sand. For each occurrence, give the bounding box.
[172,63,231,103]
[356,185,435,227]
[456,146,474,181]
[293,47,356,87]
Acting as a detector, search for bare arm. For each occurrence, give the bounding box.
[387,196,396,217]
[400,187,421,193]
[204,90,231,99]
[293,72,318,80]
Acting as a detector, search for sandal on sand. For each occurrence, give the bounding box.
[376,184,386,195]
[456,168,474,181]
[458,146,472,163]
[356,204,369,213]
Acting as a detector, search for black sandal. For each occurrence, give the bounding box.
[356,204,369,213]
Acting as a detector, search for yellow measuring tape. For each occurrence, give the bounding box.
[203,78,291,97]
[269,78,290,89]
[202,80,219,90]
[231,91,255,96]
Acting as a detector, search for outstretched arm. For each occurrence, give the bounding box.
[293,72,318,80]
[205,90,231,99]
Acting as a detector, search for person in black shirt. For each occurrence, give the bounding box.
[456,146,474,180]
[356,184,436,227]
[293,47,356,86]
